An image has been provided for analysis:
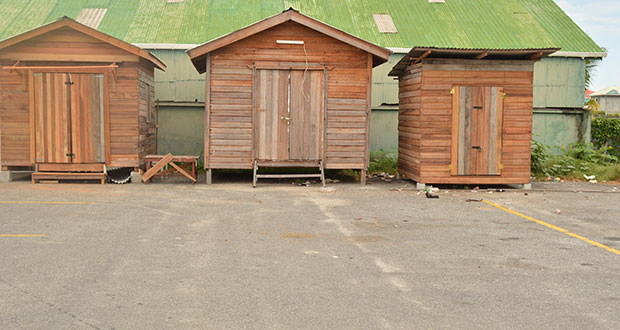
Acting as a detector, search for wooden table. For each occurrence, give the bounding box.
[144,155,199,184]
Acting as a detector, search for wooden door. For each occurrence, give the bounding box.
[70,74,105,163]
[32,72,106,164]
[33,72,71,163]
[289,70,323,161]
[453,86,504,176]
[255,69,289,161]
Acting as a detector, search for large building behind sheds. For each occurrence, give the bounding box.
[0,18,165,182]
[187,9,390,184]
[389,47,557,187]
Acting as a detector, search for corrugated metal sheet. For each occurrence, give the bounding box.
[533,57,586,108]
[151,50,205,103]
[76,8,107,29]
[0,0,603,53]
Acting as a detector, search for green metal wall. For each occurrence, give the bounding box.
[533,57,586,109]
[151,51,590,156]
[151,50,205,103]
[157,106,204,157]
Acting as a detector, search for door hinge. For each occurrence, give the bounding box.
[450,88,455,94]
[499,163,504,169]
[501,92,506,99]
[448,164,453,170]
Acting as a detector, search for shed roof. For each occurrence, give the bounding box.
[389,46,559,76]
[188,9,391,73]
[0,17,166,71]
[591,86,620,97]
[0,0,605,57]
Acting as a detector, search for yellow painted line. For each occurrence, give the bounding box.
[0,201,93,204]
[483,200,620,256]
[0,234,45,237]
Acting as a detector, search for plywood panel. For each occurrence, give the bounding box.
[289,70,323,161]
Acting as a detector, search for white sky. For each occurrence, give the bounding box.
[555,0,620,91]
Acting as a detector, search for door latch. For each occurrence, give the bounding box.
[472,146,482,151]
[66,153,75,157]
[280,117,290,120]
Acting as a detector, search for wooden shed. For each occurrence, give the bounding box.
[0,17,166,183]
[188,9,390,185]
[389,47,558,188]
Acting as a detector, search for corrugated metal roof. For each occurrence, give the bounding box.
[76,8,107,29]
[0,0,604,54]
[591,86,620,97]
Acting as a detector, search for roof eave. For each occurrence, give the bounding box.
[0,17,166,71]
[187,9,391,74]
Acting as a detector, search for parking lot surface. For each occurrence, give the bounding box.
[1,179,619,329]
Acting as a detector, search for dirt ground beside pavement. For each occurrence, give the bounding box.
[0,177,619,330]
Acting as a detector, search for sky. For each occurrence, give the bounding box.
[555,0,620,91]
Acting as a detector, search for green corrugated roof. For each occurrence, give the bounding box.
[0,0,603,53]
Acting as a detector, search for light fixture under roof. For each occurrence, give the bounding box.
[276,40,305,45]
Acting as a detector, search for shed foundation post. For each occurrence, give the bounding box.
[206,169,212,185]
[130,171,142,184]
[521,183,532,190]
[360,169,367,185]
[0,170,14,183]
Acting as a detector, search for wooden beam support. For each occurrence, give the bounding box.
[529,51,543,60]
[475,52,488,60]
[413,50,432,65]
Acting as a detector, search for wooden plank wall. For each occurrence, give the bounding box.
[138,60,157,166]
[397,64,423,182]
[398,59,534,184]
[207,21,370,170]
[0,60,29,166]
[0,28,153,168]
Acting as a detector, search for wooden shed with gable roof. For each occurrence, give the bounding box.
[389,47,558,188]
[0,17,166,183]
[188,9,390,185]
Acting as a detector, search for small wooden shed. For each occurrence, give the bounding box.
[0,17,166,182]
[188,9,390,185]
[389,47,557,188]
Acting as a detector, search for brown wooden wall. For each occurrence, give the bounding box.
[206,21,371,170]
[0,60,29,167]
[397,59,534,185]
[0,28,156,168]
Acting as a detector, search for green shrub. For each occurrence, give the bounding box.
[592,116,620,159]
[368,150,397,174]
[532,140,620,181]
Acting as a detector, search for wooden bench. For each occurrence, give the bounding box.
[143,154,198,184]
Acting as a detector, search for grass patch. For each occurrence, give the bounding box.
[368,150,397,174]
[532,141,620,182]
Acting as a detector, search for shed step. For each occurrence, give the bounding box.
[32,172,106,184]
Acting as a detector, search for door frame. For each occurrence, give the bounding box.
[251,65,327,166]
[28,68,111,165]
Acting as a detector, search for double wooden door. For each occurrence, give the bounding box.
[254,69,324,162]
[32,72,105,164]
[452,86,504,176]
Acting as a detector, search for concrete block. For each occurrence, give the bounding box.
[0,170,14,183]
[206,169,212,184]
[416,182,426,191]
[131,171,143,184]
[521,183,532,190]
